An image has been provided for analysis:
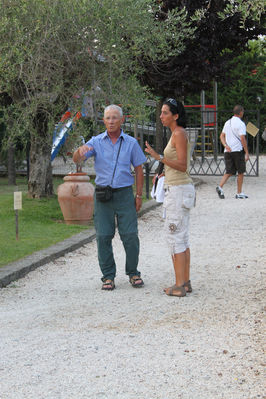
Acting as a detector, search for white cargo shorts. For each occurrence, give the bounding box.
[163,184,195,255]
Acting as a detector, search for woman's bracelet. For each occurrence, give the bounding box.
[136,194,142,198]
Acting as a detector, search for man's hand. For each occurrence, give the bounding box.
[78,145,93,158]
[240,135,249,162]
[134,164,144,212]
[220,132,231,152]
[135,196,142,212]
[73,145,93,163]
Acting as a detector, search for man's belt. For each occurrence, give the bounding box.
[111,185,131,192]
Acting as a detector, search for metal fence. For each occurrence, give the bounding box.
[124,109,260,177]
[1,109,260,183]
[187,109,260,176]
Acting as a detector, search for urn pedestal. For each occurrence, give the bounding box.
[57,173,95,225]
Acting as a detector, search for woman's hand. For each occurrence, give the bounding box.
[145,141,160,161]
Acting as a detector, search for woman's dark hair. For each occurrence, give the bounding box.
[163,98,186,128]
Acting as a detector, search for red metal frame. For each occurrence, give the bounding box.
[184,104,216,127]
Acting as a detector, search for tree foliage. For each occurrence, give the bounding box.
[185,39,265,106]
[0,0,264,196]
[217,38,266,151]
[218,40,265,110]
[140,0,265,98]
[0,0,194,196]
[185,38,265,152]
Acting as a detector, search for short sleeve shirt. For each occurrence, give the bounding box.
[223,116,246,152]
[84,130,147,188]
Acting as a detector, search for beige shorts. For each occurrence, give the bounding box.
[163,184,195,255]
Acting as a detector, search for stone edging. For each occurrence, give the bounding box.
[0,200,160,288]
[0,179,202,288]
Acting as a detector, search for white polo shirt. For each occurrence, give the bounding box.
[223,116,246,152]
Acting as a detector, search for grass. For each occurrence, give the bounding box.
[0,176,91,268]
[0,175,152,268]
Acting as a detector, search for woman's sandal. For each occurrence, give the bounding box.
[129,275,144,288]
[184,280,192,293]
[102,279,115,291]
[164,285,186,297]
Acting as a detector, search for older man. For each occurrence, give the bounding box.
[73,105,146,290]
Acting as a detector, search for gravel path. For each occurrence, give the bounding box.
[1,157,265,399]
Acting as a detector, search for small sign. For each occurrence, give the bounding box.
[14,191,22,210]
[246,122,259,137]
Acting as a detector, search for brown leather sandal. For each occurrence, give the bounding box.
[102,279,115,291]
[164,285,186,297]
[184,280,192,293]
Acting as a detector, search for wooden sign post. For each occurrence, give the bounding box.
[14,191,22,240]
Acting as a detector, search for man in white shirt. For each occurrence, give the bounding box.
[216,105,249,199]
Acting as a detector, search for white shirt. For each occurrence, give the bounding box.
[223,116,246,152]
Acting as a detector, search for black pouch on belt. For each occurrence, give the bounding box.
[95,185,113,202]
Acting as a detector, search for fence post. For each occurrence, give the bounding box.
[200,90,206,162]
[256,107,260,176]
[145,163,150,199]
[213,81,218,161]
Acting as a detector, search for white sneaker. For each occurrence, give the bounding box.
[216,186,225,199]
[235,193,248,199]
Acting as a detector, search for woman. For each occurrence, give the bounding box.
[145,98,195,297]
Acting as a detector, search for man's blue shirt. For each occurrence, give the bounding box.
[84,130,147,188]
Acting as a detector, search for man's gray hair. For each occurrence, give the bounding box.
[104,104,123,117]
[233,105,244,115]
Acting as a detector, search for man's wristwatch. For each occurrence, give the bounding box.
[158,154,164,161]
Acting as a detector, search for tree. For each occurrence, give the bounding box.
[140,0,265,98]
[184,38,265,151]
[218,40,265,112]
[1,0,96,196]
[0,0,194,197]
[218,39,266,152]
[0,93,17,185]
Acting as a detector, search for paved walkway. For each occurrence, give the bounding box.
[0,157,265,399]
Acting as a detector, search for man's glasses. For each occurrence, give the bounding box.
[166,98,177,107]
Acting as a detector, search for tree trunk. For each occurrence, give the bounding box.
[28,137,54,198]
[28,110,54,198]
[7,142,16,185]
[26,139,31,182]
[155,99,164,153]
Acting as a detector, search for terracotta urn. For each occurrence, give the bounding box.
[57,173,95,224]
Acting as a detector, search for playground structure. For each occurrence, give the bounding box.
[185,104,217,159]
[185,87,218,160]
